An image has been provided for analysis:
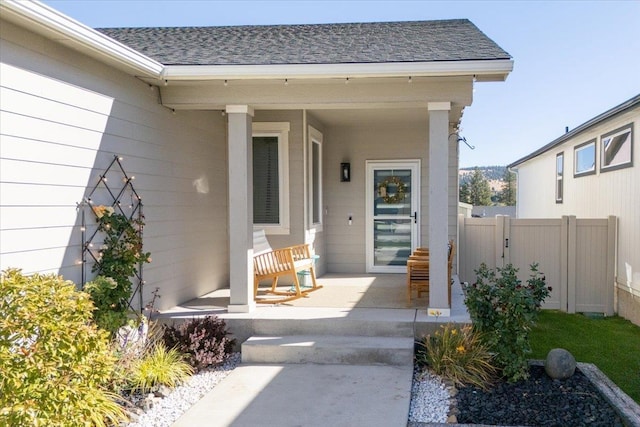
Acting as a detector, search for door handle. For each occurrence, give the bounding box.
[410,211,417,224]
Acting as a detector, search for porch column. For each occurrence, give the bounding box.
[226,105,256,313]
[428,102,451,317]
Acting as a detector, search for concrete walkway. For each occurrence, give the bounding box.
[163,277,470,426]
[172,363,413,427]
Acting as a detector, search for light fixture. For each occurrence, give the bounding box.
[340,162,351,182]
[345,77,350,84]
[224,79,228,86]
[284,78,289,86]
[408,76,412,84]
[164,80,168,86]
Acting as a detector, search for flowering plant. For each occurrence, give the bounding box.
[89,205,151,334]
[416,323,496,389]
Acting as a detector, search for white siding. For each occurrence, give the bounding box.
[515,105,640,317]
[0,21,228,310]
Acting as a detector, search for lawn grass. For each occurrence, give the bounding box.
[530,310,640,403]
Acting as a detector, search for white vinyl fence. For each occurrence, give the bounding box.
[458,215,616,315]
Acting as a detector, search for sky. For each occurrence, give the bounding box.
[43,0,640,168]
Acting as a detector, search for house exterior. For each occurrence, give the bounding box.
[0,0,512,316]
[509,94,640,325]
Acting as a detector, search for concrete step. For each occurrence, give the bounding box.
[223,307,418,343]
[241,334,414,366]
[251,317,414,338]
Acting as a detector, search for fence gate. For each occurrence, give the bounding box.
[458,215,616,315]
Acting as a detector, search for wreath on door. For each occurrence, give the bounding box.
[378,176,407,204]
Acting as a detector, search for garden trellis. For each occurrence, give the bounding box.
[77,154,146,312]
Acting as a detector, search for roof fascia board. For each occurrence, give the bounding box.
[0,0,164,78]
[162,59,514,81]
[509,94,640,169]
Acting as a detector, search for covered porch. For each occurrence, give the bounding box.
[157,273,471,344]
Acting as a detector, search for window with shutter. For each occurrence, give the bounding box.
[252,122,290,234]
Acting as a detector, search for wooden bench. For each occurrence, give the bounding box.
[253,229,322,303]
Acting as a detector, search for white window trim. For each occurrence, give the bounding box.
[308,125,323,232]
[253,122,290,235]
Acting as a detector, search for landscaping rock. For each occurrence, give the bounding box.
[545,348,576,380]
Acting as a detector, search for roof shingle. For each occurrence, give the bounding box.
[98,19,511,66]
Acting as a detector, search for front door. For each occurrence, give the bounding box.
[366,160,420,273]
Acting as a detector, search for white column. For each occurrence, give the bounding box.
[428,102,451,317]
[226,105,256,313]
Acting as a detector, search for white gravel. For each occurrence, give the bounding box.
[126,353,240,427]
[408,368,451,423]
[125,355,450,426]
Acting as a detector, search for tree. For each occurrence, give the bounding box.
[468,168,492,206]
[459,181,471,204]
[496,170,517,206]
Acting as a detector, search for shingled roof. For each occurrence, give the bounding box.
[98,19,510,66]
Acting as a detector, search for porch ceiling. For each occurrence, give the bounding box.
[309,106,464,128]
[160,75,470,125]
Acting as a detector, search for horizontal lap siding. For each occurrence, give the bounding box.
[1,22,228,310]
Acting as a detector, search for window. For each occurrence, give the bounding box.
[308,126,323,230]
[253,122,290,234]
[574,140,596,176]
[556,152,563,203]
[601,124,633,172]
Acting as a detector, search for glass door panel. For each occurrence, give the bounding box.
[366,161,419,273]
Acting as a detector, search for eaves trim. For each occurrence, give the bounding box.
[1,0,164,78]
[509,93,640,169]
[162,59,514,81]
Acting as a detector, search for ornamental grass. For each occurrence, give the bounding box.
[416,323,496,390]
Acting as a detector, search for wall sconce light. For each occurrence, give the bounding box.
[340,162,351,182]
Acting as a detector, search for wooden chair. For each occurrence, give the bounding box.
[406,240,455,305]
[407,255,429,304]
[253,229,322,303]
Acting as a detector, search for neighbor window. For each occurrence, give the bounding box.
[308,126,323,230]
[574,140,596,176]
[600,124,633,172]
[253,122,290,234]
[556,152,564,203]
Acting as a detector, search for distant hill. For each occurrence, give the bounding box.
[459,165,507,185]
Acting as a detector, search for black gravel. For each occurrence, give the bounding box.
[456,365,624,426]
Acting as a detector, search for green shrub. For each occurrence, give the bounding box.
[84,275,129,334]
[416,323,496,390]
[0,268,127,426]
[130,344,193,393]
[163,316,236,371]
[463,263,550,382]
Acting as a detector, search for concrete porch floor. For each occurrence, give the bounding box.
[158,274,471,342]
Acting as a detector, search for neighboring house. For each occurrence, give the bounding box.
[0,0,512,317]
[471,206,516,218]
[509,94,640,325]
